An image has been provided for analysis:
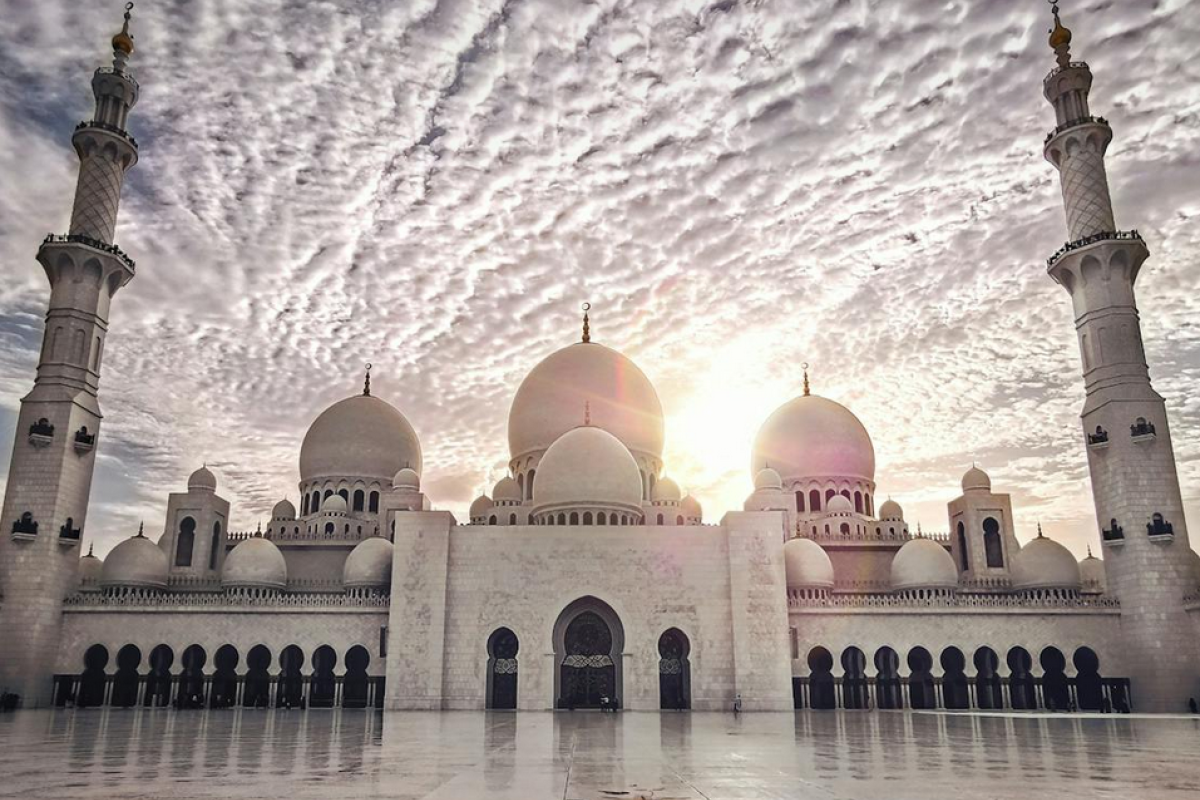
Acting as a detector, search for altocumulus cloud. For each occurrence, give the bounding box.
[1,0,1199,558]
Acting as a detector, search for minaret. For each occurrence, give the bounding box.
[1042,4,1198,711]
[0,5,141,707]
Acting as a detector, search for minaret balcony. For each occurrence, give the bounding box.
[39,233,136,273]
[73,427,96,453]
[1130,418,1156,443]
[1086,426,1109,450]
[1043,115,1109,145]
[28,418,55,447]
[58,524,82,547]
[1147,516,1174,543]
[74,119,138,150]
[11,514,38,541]
[1101,524,1124,546]
[1046,229,1145,270]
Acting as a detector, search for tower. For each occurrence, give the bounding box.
[0,5,141,707]
[1042,5,1198,710]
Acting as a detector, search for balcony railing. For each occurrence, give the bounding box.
[59,524,82,541]
[1043,115,1108,144]
[74,119,138,149]
[1101,524,1124,543]
[1047,230,1144,269]
[41,233,136,271]
[1044,61,1090,82]
[11,516,38,538]
[95,65,140,89]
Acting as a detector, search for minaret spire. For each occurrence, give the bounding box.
[581,303,591,343]
[1048,2,1072,68]
[363,363,372,396]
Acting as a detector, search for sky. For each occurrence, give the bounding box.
[1,0,1199,560]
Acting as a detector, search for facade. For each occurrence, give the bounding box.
[2,7,1199,714]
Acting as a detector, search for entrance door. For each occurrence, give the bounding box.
[559,611,616,709]
[487,628,519,710]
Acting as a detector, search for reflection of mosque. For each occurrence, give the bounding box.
[2,6,1199,715]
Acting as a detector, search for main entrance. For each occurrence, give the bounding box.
[554,597,624,710]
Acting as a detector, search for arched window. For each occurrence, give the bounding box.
[956,522,968,571]
[657,513,665,525]
[368,491,379,513]
[826,489,836,503]
[527,469,536,500]
[518,473,525,499]
[583,512,593,525]
[301,495,309,516]
[676,515,684,525]
[796,491,806,513]
[839,522,851,535]
[509,513,517,525]
[983,517,1004,568]
[312,491,321,513]
[809,489,821,512]
[338,489,349,504]
[175,517,195,567]
[866,494,873,517]
[323,489,333,501]
[854,491,863,513]
[209,521,222,570]
[489,515,497,525]
[557,513,566,525]
[597,512,607,525]
[353,490,365,512]
[569,512,579,525]
[324,522,334,537]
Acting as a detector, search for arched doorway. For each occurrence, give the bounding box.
[210,645,239,708]
[658,628,690,710]
[178,644,207,708]
[554,597,623,710]
[277,645,305,708]
[145,644,174,707]
[79,644,109,707]
[311,645,337,707]
[807,647,836,709]
[1040,647,1069,711]
[112,644,142,707]
[1074,646,1104,711]
[1007,647,1036,710]
[841,647,868,709]
[343,645,371,708]
[940,647,969,709]
[487,627,519,710]
[874,647,902,709]
[907,647,936,710]
[243,645,272,708]
[973,647,1002,710]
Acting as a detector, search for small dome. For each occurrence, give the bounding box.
[300,394,422,485]
[532,426,643,516]
[962,466,991,493]
[188,465,217,493]
[878,499,903,520]
[101,530,168,590]
[1011,534,1080,591]
[272,499,296,520]
[469,494,494,520]
[343,537,393,590]
[78,548,103,590]
[652,476,682,503]
[784,538,835,589]
[891,538,958,592]
[681,494,702,521]
[223,536,287,590]
[752,395,875,484]
[493,476,521,503]
[321,494,348,514]
[1079,551,1106,594]
[826,494,853,514]
[753,468,783,491]
[393,467,420,491]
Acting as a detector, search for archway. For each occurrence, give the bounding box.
[243,645,272,708]
[907,647,936,710]
[178,644,207,708]
[940,647,969,709]
[311,646,337,707]
[658,628,690,710]
[112,644,142,707]
[343,645,371,708]
[486,628,519,710]
[145,644,174,707]
[277,645,305,708]
[1007,647,1036,710]
[554,597,623,709]
[841,647,868,710]
[973,647,1003,710]
[874,647,902,709]
[210,645,239,708]
[1040,647,1069,711]
[1073,646,1104,711]
[983,518,1004,567]
[79,644,109,707]
[807,647,836,710]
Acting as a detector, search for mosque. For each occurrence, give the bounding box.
[1,5,1198,714]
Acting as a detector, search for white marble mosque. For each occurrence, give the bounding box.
[1,4,1199,718]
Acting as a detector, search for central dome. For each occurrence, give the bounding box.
[532,426,644,517]
[508,342,664,462]
[299,394,422,485]
[752,394,875,484]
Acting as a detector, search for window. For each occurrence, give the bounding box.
[208,521,221,570]
[826,489,836,503]
[369,491,379,513]
[338,489,349,504]
[796,491,806,513]
[324,522,334,537]
[657,513,665,525]
[809,490,821,512]
[676,515,684,525]
[510,513,517,525]
[301,495,309,516]
[583,512,593,525]
[983,517,1004,568]
[598,512,607,525]
[570,512,579,525]
[489,515,497,526]
[557,513,566,525]
[854,491,863,514]
[956,522,968,571]
[175,517,195,567]
[353,490,365,512]
[527,469,536,500]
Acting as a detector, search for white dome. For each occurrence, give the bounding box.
[826,494,853,514]
[878,499,903,520]
[300,394,422,484]
[1079,552,1106,594]
[891,538,958,592]
[681,494,702,521]
[532,426,643,516]
[223,536,287,590]
[272,498,296,520]
[753,468,783,491]
[188,465,217,493]
[652,476,682,503]
[469,494,494,520]
[343,536,393,589]
[78,549,103,590]
[752,395,875,484]
[101,531,168,590]
[393,467,420,491]
[1011,534,1080,591]
[784,538,835,589]
[322,494,348,514]
[508,342,664,462]
[962,466,991,493]
[493,476,521,503]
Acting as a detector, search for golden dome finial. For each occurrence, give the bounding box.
[1048,1,1072,65]
[581,302,591,343]
[802,362,810,397]
[112,3,135,55]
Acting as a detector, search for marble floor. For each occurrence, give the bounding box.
[1,709,1198,799]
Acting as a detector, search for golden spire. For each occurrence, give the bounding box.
[112,3,135,55]
[135,520,144,538]
[1037,521,1045,538]
[802,362,810,396]
[1048,1,1072,67]
[584,400,591,426]
[363,362,372,396]
[581,302,591,343]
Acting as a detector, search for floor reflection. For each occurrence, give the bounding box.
[0,709,1197,799]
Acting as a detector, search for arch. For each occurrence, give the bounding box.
[353,489,365,512]
[277,645,305,708]
[110,644,142,707]
[79,644,109,707]
[597,512,607,525]
[676,515,684,525]
[369,490,380,513]
[1040,646,1069,711]
[209,521,222,570]
[940,647,969,709]
[1073,646,1104,711]
[839,522,851,535]
[209,644,239,708]
[510,513,517,525]
[874,647,902,709]
[517,473,525,500]
[175,516,196,567]
[337,488,349,504]
[244,645,272,708]
[853,491,863,514]
[809,489,821,512]
[302,494,309,516]
[311,645,337,707]
[973,647,1003,710]
[865,494,873,517]
[527,468,536,500]
[569,512,579,525]
[657,513,665,525]
[796,491,806,513]
[343,645,371,708]
[982,517,1004,568]
[825,488,836,504]
[906,647,936,710]
[311,491,321,515]
[806,646,836,709]
[557,513,566,525]
[583,511,593,525]
[658,628,691,710]
[1007,647,1036,710]
[841,647,868,710]
[553,597,624,709]
[486,627,519,710]
[324,521,335,536]
[178,644,207,708]
[956,522,968,571]
[145,644,174,707]
[323,488,333,501]
[489,515,497,526]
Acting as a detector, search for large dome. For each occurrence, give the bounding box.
[532,426,644,516]
[223,536,288,590]
[101,531,168,590]
[508,342,664,462]
[752,395,875,484]
[299,394,422,485]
